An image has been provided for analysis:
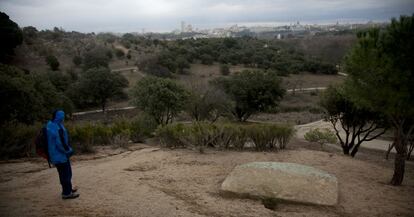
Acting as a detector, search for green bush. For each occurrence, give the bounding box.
[0,122,39,159]
[304,128,337,149]
[156,122,294,152]
[155,123,189,148]
[247,124,295,151]
[129,114,158,143]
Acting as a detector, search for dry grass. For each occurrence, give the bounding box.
[282,73,345,89]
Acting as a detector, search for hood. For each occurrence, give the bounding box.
[53,110,65,124]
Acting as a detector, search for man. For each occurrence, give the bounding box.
[47,110,79,199]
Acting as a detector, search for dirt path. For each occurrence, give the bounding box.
[295,120,394,153]
[1,143,413,217]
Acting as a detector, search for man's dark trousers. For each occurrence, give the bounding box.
[55,161,72,196]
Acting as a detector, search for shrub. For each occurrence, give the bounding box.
[115,49,125,58]
[129,114,158,143]
[45,55,60,71]
[220,64,230,76]
[155,123,189,148]
[0,122,39,159]
[247,124,295,151]
[304,128,337,149]
[155,122,294,152]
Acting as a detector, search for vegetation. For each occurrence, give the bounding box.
[45,55,60,71]
[304,128,337,149]
[186,83,232,122]
[69,67,128,112]
[220,64,230,76]
[320,85,386,156]
[0,64,73,125]
[213,70,285,121]
[343,15,414,185]
[130,77,190,125]
[0,12,23,63]
[156,122,295,152]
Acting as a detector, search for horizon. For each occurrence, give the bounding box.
[1,0,413,33]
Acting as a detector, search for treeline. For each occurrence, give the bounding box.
[136,37,338,77]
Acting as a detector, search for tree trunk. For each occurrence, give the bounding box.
[350,143,360,157]
[342,146,350,155]
[391,151,406,185]
[390,128,407,186]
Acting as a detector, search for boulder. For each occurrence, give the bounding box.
[221,162,338,206]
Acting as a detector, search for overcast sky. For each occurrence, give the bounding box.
[1,0,413,33]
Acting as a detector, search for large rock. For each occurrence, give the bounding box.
[221,162,338,206]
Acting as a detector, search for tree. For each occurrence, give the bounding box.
[176,56,190,74]
[213,70,285,121]
[82,47,110,70]
[320,85,387,156]
[115,49,125,58]
[72,56,82,66]
[45,55,60,71]
[0,64,72,124]
[73,67,128,112]
[343,15,414,185]
[220,64,230,76]
[304,128,337,149]
[186,82,232,122]
[130,77,189,125]
[0,12,23,62]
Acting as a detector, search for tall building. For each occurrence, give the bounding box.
[181,21,185,33]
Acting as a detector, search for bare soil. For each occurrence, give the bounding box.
[1,140,413,217]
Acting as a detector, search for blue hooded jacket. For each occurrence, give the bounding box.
[47,110,73,164]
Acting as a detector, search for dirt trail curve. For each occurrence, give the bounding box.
[295,120,395,153]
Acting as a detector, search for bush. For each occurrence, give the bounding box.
[129,114,158,143]
[45,55,60,71]
[155,123,189,148]
[220,64,230,76]
[247,124,295,151]
[155,122,294,152]
[115,49,125,58]
[0,122,39,159]
[304,128,337,149]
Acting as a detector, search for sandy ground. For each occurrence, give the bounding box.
[0,141,413,217]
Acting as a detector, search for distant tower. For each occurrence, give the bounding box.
[181,21,185,33]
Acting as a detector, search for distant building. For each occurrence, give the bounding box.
[181,21,185,33]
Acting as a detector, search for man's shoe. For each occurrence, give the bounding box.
[72,186,78,193]
[62,192,80,199]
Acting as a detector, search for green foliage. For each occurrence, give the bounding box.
[248,124,295,151]
[343,15,414,185]
[82,47,111,70]
[0,121,39,159]
[0,12,23,62]
[130,77,190,125]
[69,67,128,111]
[320,85,386,156]
[213,70,285,121]
[129,114,158,143]
[186,84,232,122]
[220,64,230,76]
[72,56,82,66]
[155,122,295,152]
[304,128,337,148]
[0,64,73,125]
[115,49,125,58]
[45,55,60,71]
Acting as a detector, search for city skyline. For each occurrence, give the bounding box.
[1,0,413,33]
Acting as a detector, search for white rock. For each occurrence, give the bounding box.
[221,162,338,206]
